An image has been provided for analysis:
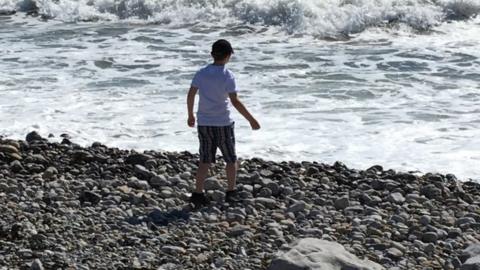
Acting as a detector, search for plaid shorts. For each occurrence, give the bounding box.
[198,122,237,163]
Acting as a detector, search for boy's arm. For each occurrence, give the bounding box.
[187,86,198,127]
[229,93,260,130]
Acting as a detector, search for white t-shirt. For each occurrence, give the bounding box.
[191,64,237,126]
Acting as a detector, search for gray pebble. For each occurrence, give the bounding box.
[204,177,223,190]
[287,201,306,213]
[422,232,438,243]
[389,192,405,204]
[334,197,349,210]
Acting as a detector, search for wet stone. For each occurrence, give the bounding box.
[26,131,44,143]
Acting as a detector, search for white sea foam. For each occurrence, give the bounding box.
[1,0,479,38]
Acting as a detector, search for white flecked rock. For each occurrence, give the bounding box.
[268,238,384,270]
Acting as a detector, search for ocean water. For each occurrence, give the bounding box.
[0,0,479,181]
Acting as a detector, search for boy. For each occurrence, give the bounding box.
[186,39,260,208]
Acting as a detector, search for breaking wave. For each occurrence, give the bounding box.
[1,0,479,38]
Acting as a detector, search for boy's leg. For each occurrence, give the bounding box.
[196,125,216,193]
[218,123,238,196]
[195,162,211,193]
[225,161,242,203]
[226,162,237,191]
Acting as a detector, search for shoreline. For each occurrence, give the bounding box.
[1,132,480,269]
[2,132,475,184]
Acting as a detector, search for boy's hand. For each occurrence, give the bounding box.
[249,119,260,130]
[188,115,196,127]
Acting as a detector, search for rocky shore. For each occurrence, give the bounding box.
[1,132,480,269]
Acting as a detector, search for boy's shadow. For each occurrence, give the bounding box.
[126,200,235,228]
[126,205,193,227]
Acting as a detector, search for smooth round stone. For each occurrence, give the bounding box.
[334,197,350,210]
[258,187,272,197]
[266,182,280,195]
[391,241,407,253]
[0,144,19,154]
[242,184,254,192]
[144,159,158,168]
[267,227,284,237]
[420,185,442,199]
[211,190,225,201]
[422,232,438,243]
[282,187,294,196]
[419,215,431,226]
[388,192,405,204]
[292,190,305,200]
[448,228,462,238]
[134,165,153,180]
[287,201,306,213]
[390,215,406,223]
[424,243,435,254]
[227,225,251,237]
[180,172,191,180]
[271,212,286,221]
[161,246,186,255]
[320,177,330,184]
[204,178,223,190]
[386,247,403,260]
[405,193,423,203]
[150,175,169,187]
[160,189,173,198]
[456,217,476,227]
[194,254,209,263]
[167,176,182,185]
[135,180,150,190]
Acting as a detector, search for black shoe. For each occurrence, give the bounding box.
[225,189,242,204]
[189,192,209,208]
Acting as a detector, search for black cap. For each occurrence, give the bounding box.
[212,39,234,56]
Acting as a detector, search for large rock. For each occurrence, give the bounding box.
[268,238,384,270]
[26,131,45,143]
[461,244,480,263]
[463,257,480,270]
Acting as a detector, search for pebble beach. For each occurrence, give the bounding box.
[1,132,480,269]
